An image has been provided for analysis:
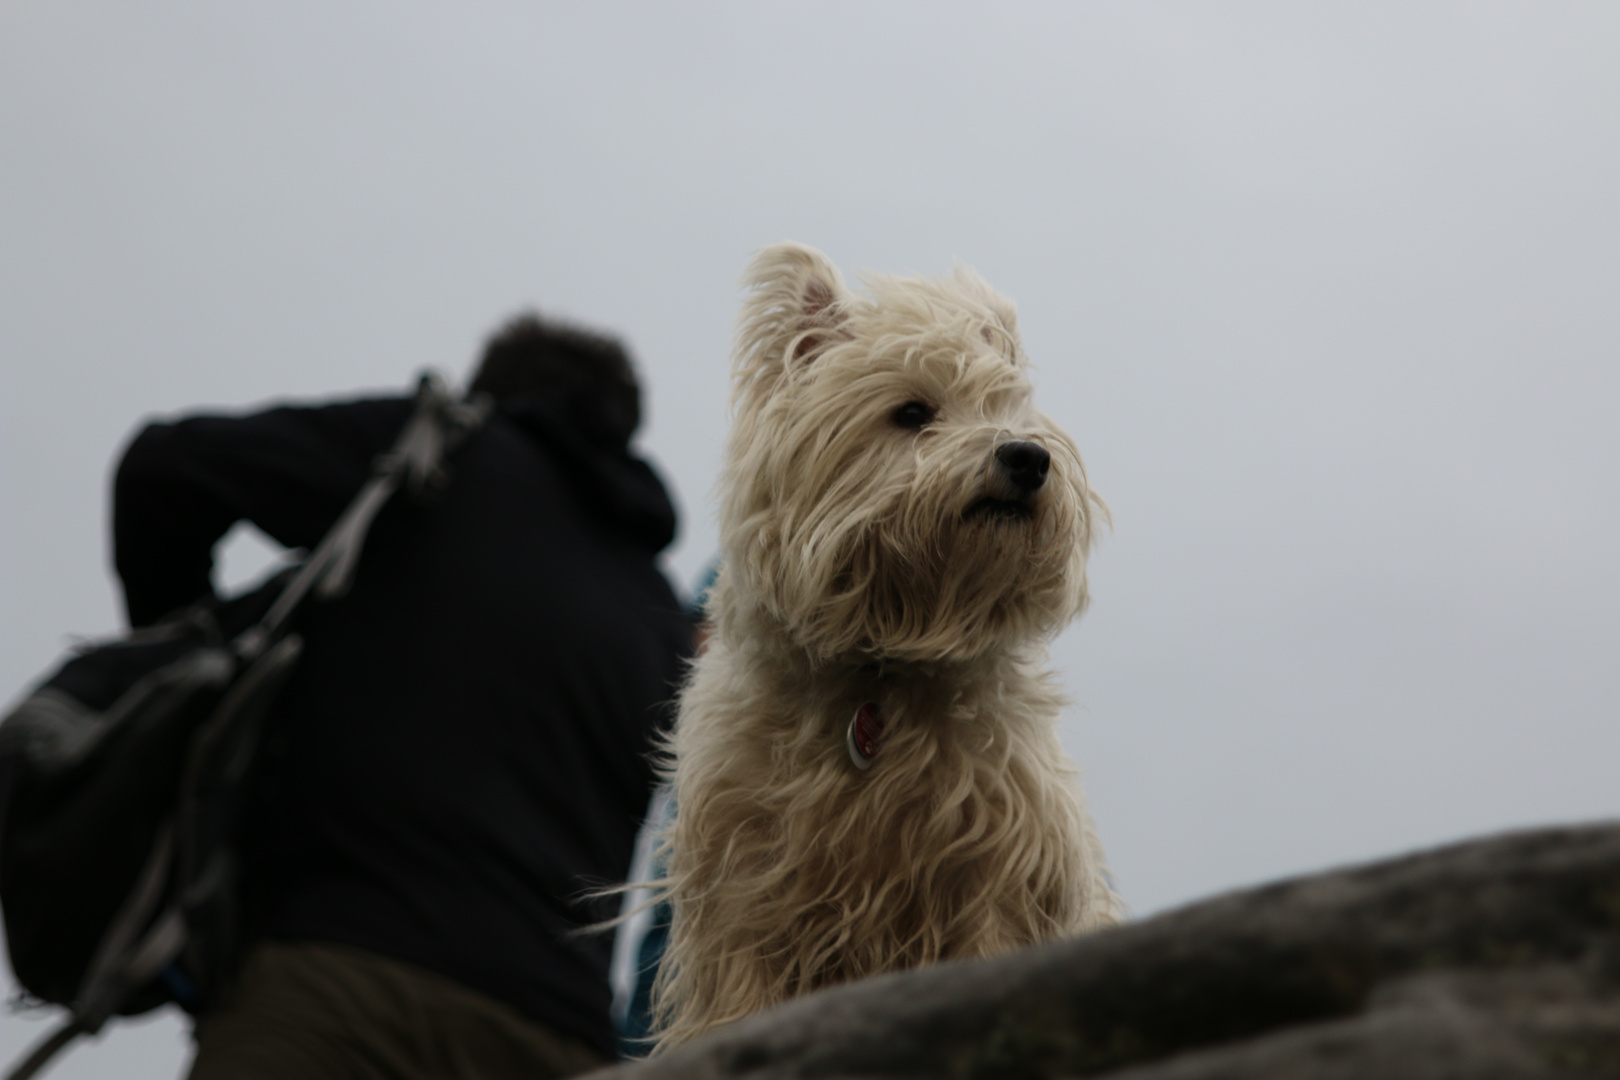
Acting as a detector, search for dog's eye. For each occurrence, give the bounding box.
[892,401,936,430]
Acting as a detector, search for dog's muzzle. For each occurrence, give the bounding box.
[964,440,1049,522]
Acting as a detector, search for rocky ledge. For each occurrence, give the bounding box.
[600,823,1620,1079]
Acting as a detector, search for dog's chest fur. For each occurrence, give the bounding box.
[657,588,1115,1044]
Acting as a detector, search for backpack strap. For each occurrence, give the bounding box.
[235,372,488,659]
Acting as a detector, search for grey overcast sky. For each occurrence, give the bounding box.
[3,3,1618,1076]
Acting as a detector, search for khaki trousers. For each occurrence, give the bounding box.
[188,941,608,1080]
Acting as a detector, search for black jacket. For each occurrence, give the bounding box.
[113,387,690,1057]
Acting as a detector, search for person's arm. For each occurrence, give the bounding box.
[112,395,411,626]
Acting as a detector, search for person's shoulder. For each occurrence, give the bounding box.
[279,390,414,421]
[298,391,414,427]
[122,391,418,473]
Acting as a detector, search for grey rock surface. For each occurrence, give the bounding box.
[599,823,1620,1079]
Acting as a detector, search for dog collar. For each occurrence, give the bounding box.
[846,702,884,770]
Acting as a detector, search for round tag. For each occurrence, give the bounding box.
[846,701,884,770]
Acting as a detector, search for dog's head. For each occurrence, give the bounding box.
[719,242,1106,664]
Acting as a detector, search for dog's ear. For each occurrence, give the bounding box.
[794,275,843,362]
[735,243,852,393]
[955,263,1022,362]
[984,295,1018,342]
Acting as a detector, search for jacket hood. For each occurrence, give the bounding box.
[499,386,678,554]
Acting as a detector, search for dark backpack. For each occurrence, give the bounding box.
[0,374,486,1080]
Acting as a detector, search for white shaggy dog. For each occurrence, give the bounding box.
[653,243,1121,1047]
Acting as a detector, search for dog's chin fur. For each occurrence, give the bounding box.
[652,242,1122,1049]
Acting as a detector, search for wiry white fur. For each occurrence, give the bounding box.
[653,242,1121,1048]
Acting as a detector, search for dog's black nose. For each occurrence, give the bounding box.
[995,441,1050,493]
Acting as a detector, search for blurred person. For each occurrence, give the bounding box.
[113,315,691,1080]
